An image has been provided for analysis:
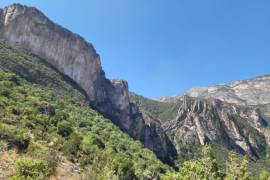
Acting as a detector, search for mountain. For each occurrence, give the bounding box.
[161,75,270,106]
[0,3,175,163]
[132,98,267,158]
[1,3,270,179]
[0,38,173,179]
[158,75,270,158]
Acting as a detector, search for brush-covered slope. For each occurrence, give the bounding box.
[0,40,173,179]
[0,3,174,162]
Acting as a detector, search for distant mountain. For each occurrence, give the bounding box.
[131,75,270,161]
[161,75,270,106]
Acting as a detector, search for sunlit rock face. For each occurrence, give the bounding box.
[162,96,268,160]
[0,3,176,162]
[0,3,103,102]
[162,75,270,106]
[158,76,270,158]
[132,73,270,160]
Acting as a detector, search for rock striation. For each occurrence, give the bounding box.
[162,96,268,160]
[0,3,175,162]
[131,92,270,160]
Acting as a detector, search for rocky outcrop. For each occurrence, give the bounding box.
[131,91,269,160]
[158,75,270,157]
[0,4,175,162]
[162,96,267,159]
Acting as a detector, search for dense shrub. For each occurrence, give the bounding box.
[0,123,30,150]
[0,65,171,179]
[13,159,53,179]
[57,121,73,137]
[62,133,82,156]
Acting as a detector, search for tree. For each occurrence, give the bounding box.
[225,152,251,180]
[178,145,223,180]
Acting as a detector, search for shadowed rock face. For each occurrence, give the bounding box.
[0,3,176,162]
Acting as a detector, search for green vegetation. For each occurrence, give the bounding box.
[0,39,270,179]
[129,93,180,122]
[163,146,270,180]
[0,40,172,179]
[10,159,53,179]
[0,71,170,179]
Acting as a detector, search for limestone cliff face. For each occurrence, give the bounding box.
[131,92,269,160]
[158,75,270,158]
[162,96,267,159]
[0,3,103,102]
[0,4,174,162]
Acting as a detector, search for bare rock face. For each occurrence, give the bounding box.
[131,91,270,160]
[0,4,174,162]
[162,96,267,159]
[158,75,270,158]
[0,4,103,102]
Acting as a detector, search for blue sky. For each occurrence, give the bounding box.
[1,0,270,98]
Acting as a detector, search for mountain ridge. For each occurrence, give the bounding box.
[1,3,270,176]
[160,74,270,106]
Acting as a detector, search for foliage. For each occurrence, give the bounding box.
[0,40,172,179]
[1,40,270,179]
[178,146,223,180]
[11,159,53,179]
[225,152,251,180]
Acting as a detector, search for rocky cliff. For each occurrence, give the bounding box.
[1,3,269,165]
[131,77,270,160]
[0,4,175,162]
[162,96,268,160]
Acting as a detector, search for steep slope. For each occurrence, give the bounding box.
[0,40,173,179]
[158,75,270,158]
[130,92,270,161]
[162,96,267,160]
[0,3,175,162]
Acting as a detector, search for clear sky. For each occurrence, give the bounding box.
[1,0,270,98]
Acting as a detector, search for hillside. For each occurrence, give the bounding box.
[0,40,172,179]
[0,3,174,163]
[1,3,270,179]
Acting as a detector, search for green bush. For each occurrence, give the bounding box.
[57,121,73,137]
[0,123,30,150]
[15,159,53,179]
[62,133,82,156]
[111,155,137,180]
